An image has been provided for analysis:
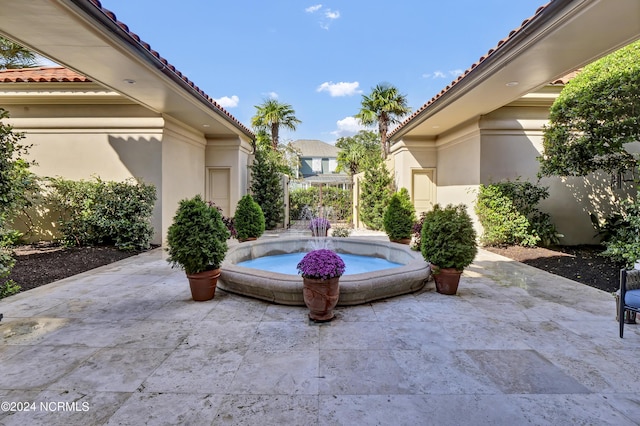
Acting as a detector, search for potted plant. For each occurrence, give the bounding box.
[297,249,346,321]
[420,204,477,295]
[234,194,265,242]
[383,188,416,244]
[309,217,331,237]
[166,194,230,301]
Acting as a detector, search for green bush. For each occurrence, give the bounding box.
[600,197,640,266]
[475,180,559,247]
[234,194,265,240]
[289,186,351,222]
[250,147,284,229]
[166,194,230,274]
[421,204,477,271]
[360,161,393,230]
[331,226,352,237]
[383,188,415,241]
[46,177,156,251]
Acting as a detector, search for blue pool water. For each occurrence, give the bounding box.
[236,252,402,275]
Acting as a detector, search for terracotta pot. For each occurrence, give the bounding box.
[186,268,221,301]
[302,276,340,321]
[311,230,328,237]
[432,267,462,295]
[238,237,257,242]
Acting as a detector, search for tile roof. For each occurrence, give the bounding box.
[15,0,252,137]
[0,66,92,82]
[291,139,339,158]
[389,2,551,139]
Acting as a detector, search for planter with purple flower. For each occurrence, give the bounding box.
[297,249,345,321]
[309,217,331,237]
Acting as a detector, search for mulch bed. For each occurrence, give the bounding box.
[7,242,148,292]
[484,245,624,293]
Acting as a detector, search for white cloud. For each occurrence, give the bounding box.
[325,9,340,19]
[263,91,278,99]
[316,81,361,97]
[214,95,239,108]
[305,4,322,13]
[423,69,464,79]
[330,116,367,138]
[306,4,340,30]
[450,69,464,77]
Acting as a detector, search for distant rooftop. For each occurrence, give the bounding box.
[291,139,338,158]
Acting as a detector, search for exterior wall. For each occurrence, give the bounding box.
[205,135,253,217]
[4,102,165,243]
[435,123,482,227]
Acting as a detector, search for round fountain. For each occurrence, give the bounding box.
[218,236,431,306]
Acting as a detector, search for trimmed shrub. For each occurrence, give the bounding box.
[421,204,477,271]
[360,161,393,230]
[46,177,156,251]
[600,197,640,266]
[166,195,229,274]
[234,194,266,240]
[250,147,284,229]
[383,188,415,241]
[475,180,559,247]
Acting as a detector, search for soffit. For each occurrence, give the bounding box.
[0,0,253,139]
[391,0,640,140]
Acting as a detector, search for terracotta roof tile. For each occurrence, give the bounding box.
[0,66,91,83]
[86,0,253,137]
[390,2,551,139]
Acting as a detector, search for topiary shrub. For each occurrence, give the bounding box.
[421,204,477,271]
[360,160,393,230]
[383,188,415,241]
[474,180,560,247]
[234,194,266,241]
[166,195,230,274]
[250,147,284,229]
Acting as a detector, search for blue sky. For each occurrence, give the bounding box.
[99,0,544,143]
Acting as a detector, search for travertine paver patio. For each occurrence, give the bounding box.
[1,232,640,425]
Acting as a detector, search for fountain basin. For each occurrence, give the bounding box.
[218,237,431,305]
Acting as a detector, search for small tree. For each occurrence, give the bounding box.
[383,188,415,241]
[359,160,393,230]
[539,40,640,177]
[250,146,284,229]
[234,194,265,241]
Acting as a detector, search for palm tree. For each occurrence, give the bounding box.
[335,130,381,178]
[0,37,39,70]
[251,99,301,150]
[355,83,411,158]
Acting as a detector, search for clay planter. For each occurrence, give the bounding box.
[302,277,340,321]
[432,267,462,295]
[238,237,257,243]
[186,268,221,301]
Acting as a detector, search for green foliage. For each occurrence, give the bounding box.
[250,147,285,229]
[0,108,34,298]
[359,161,393,230]
[539,40,640,177]
[600,196,640,266]
[331,226,352,238]
[420,204,478,271]
[166,194,230,274]
[234,194,265,240]
[356,83,411,158]
[335,130,382,175]
[383,188,415,241]
[46,177,156,251]
[251,99,301,150]
[0,37,39,70]
[289,186,351,222]
[475,180,560,247]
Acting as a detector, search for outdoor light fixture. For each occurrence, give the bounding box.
[123,79,136,84]
[505,81,519,87]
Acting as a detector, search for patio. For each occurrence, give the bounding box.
[1,234,640,425]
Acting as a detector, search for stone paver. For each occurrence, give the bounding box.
[1,233,639,425]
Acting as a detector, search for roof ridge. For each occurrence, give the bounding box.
[87,0,253,137]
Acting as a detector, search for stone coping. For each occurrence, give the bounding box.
[218,237,431,306]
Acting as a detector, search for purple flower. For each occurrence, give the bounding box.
[308,217,331,231]
[297,249,346,279]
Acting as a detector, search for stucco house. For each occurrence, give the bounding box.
[383,0,640,244]
[0,2,255,244]
[0,0,639,245]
